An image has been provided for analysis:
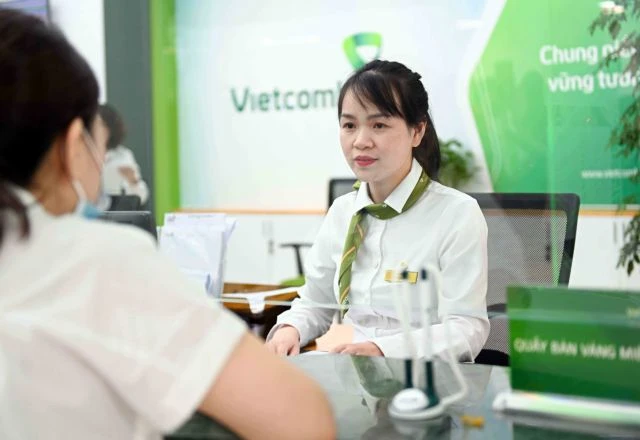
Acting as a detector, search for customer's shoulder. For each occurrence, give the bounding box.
[53,214,156,258]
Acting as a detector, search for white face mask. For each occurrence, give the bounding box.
[70,129,106,219]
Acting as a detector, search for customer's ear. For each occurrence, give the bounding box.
[60,117,86,180]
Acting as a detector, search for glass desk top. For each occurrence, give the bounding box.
[168,353,640,439]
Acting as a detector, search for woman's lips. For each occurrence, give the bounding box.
[354,157,376,167]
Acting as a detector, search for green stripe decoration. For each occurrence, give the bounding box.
[338,171,430,318]
[150,0,180,226]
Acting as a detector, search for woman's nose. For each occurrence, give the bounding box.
[353,129,373,149]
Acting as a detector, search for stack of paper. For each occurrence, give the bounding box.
[159,213,236,297]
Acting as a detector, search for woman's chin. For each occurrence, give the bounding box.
[352,168,374,182]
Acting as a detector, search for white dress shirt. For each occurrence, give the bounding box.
[102,145,150,204]
[270,159,489,360]
[0,189,245,439]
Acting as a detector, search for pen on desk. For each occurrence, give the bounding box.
[391,267,413,388]
[420,268,439,405]
[397,268,415,389]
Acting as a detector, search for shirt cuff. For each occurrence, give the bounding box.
[368,333,409,359]
[369,316,487,361]
[267,315,312,346]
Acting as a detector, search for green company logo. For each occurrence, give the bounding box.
[343,32,382,69]
[230,32,383,113]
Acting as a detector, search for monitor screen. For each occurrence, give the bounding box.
[0,0,49,20]
[99,211,157,241]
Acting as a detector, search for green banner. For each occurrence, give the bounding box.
[469,1,638,205]
[508,285,640,403]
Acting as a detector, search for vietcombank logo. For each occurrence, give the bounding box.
[343,32,382,69]
[231,32,382,113]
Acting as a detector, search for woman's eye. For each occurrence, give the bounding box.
[373,122,386,129]
[342,122,355,129]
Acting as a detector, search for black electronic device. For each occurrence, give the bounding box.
[99,211,157,240]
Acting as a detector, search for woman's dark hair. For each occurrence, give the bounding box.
[0,9,99,246]
[99,104,126,150]
[337,60,441,180]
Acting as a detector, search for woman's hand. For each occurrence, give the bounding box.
[330,341,383,356]
[266,325,301,356]
[118,166,138,185]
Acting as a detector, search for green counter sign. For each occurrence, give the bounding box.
[508,285,640,403]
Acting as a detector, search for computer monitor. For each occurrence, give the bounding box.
[108,195,142,212]
[99,211,157,241]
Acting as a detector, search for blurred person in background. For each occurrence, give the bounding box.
[99,103,150,207]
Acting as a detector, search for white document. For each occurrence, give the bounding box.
[164,213,236,242]
[160,213,236,297]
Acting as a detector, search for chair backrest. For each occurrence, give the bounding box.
[328,178,357,209]
[468,192,580,308]
[467,193,580,365]
[108,195,142,211]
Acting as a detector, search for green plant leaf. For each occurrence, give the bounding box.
[437,137,477,189]
[609,19,622,39]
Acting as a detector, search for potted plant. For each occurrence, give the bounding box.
[438,138,477,189]
[590,0,640,274]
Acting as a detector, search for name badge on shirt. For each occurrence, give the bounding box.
[384,269,418,284]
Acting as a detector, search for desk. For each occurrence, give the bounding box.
[167,354,640,439]
[222,283,298,339]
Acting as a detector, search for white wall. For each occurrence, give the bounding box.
[570,215,640,289]
[49,0,107,102]
[224,214,324,284]
[175,0,503,211]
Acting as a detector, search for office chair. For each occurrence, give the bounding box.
[328,178,357,208]
[469,193,580,366]
[280,178,358,286]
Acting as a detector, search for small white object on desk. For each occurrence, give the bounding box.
[221,287,299,314]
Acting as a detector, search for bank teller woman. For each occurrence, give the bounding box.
[267,60,489,361]
[0,10,334,440]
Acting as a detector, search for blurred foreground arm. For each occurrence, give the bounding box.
[199,332,336,440]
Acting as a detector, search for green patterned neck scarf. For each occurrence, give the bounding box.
[338,170,430,318]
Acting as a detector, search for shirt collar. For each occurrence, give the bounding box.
[353,158,423,214]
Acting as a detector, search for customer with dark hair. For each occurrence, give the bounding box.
[99,103,150,205]
[267,60,488,360]
[0,10,334,440]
